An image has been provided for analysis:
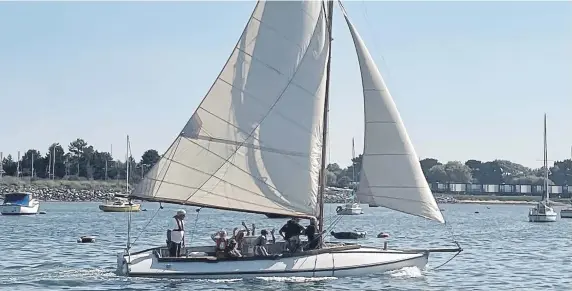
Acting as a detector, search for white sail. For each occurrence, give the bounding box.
[341,7,444,223]
[132,0,330,218]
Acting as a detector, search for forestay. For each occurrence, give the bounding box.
[341,6,444,223]
[130,1,330,218]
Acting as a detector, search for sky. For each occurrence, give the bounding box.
[0,1,571,169]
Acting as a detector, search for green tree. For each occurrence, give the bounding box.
[427,165,448,183]
[1,154,17,176]
[68,138,88,176]
[443,161,472,183]
[20,149,43,177]
[420,158,441,178]
[549,159,572,185]
[139,149,160,176]
[46,143,66,178]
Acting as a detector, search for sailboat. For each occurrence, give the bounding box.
[116,0,461,278]
[336,138,363,215]
[99,135,141,212]
[528,114,557,222]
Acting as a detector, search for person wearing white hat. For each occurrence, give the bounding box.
[166,209,186,257]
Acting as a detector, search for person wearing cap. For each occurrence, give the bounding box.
[166,209,186,257]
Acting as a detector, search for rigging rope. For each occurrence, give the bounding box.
[188,207,202,247]
[128,202,164,249]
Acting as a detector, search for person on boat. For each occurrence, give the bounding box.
[225,238,242,258]
[253,228,276,257]
[167,209,186,257]
[304,217,320,250]
[232,222,256,251]
[279,217,305,252]
[211,230,228,258]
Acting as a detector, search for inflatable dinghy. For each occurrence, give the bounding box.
[330,231,367,239]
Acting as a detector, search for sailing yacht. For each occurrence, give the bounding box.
[528,114,557,222]
[116,0,461,278]
[336,138,363,215]
[99,136,142,212]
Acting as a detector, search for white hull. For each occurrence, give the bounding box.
[528,202,557,222]
[336,203,364,215]
[528,214,557,222]
[0,203,40,215]
[560,209,572,218]
[117,246,428,279]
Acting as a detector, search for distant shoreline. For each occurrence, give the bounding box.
[1,179,570,207]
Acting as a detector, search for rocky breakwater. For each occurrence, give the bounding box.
[0,179,126,202]
[324,186,355,203]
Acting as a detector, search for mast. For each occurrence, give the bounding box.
[351,138,356,202]
[317,0,334,232]
[52,145,56,180]
[543,114,548,202]
[126,135,130,194]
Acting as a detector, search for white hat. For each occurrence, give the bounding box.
[176,209,187,216]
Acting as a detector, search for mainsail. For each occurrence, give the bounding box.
[340,5,444,223]
[131,1,330,218]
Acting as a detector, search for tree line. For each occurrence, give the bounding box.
[2,139,572,188]
[0,138,160,183]
[326,156,572,188]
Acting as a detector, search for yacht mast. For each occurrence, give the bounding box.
[543,114,549,202]
[317,0,334,232]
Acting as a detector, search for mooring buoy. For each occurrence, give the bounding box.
[77,236,96,243]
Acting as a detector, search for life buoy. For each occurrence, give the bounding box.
[336,206,343,212]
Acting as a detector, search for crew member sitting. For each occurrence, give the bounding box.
[211,230,228,258]
[225,238,242,258]
[254,229,276,257]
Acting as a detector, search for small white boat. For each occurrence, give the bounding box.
[560,207,572,218]
[0,192,40,215]
[528,114,557,223]
[115,0,462,279]
[99,197,141,212]
[529,201,557,222]
[336,203,363,215]
[336,139,364,216]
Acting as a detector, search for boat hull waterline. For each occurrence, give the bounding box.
[560,209,572,219]
[0,204,40,215]
[528,213,557,222]
[117,247,429,279]
[99,204,141,212]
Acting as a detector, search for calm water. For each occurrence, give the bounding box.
[1,202,571,291]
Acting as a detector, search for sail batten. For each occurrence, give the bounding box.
[340,5,444,223]
[131,1,329,218]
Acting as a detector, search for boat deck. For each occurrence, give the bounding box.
[153,242,361,262]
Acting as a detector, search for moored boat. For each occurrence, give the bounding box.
[0,192,40,215]
[528,115,557,223]
[99,197,141,212]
